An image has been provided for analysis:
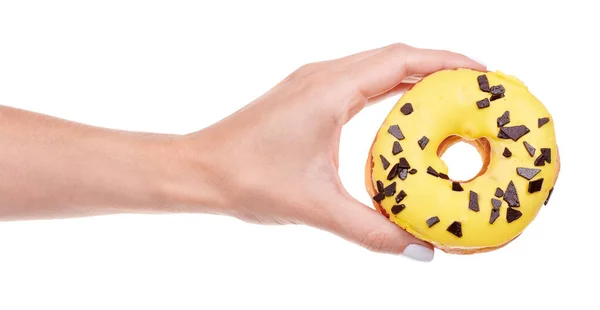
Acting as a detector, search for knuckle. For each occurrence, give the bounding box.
[387,43,410,52]
[291,62,322,79]
[360,230,389,253]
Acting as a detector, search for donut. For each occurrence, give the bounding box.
[365,69,560,254]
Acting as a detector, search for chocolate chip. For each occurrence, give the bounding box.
[477,75,490,92]
[373,192,385,202]
[541,148,551,163]
[398,157,411,169]
[388,125,405,140]
[408,169,417,175]
[498,125,530,141]
[538,117,550,128]
[528,178,544,193]
[426,216,440,228]
[506,207,522,223]
[446,221,462,237]
[452,182,464,192]
[502,147,512,158]
[476,98,490,109]
[490,93,505,101]
[490,85,505,96]
[392,141,403,155]
[503,181,520,208]
[523,141,536,157]
[380,155,390,170]
[376,180,384,193]
[387,163,399,181]
[534,154,546,166]
[495,187,504,197]
[391,204,405,215]
[400,103,414,115]
[469,190,479,212]
[399,168,408,180]
[427,166,439,177]
[439,173,449,180]
[491,198,502,210]
[384,182,397,196]
[517,167,541,180]
[497,111,510,127]
[418,136,429,150]
[395,190,407,203]
[544,187,554,205]
[490,198,502,224]
[490,208,500,224]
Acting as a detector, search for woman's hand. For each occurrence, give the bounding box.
[178,43,485,261]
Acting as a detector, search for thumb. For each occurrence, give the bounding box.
[327,196,435,262]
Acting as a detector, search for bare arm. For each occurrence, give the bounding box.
[0,105,219,220]
[0,44,485,261]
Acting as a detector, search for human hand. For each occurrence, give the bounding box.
[177,43,486,261]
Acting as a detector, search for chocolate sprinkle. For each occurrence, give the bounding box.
[439,173,449,180]
[388,125,405,140]
[408,169,417,175]
[534,154,546,167]
[517,167,541,180]
[400,103,414,115]
[391,204,405,215]
[427,166,439,177]
[395,190,407,203]
[426,216,440,228]
[392,141,403,155]
[376,180,384,193]
[387,163,399,181]
[380,155,390,170]
[523,141,536,157]
[544,187,554,205]
[418,136,430,150]
[373,192,385,202]
[541,148,551,163]
[497,111,510,127]
[503,181,520,208]
[398,157,411,169]
[476,98,490,109]
[490,85,505,96]
[399,168,408,180]
[452,182,464,192]
[490,208,500,224]
[502,147,512,158]
[384,182,397,196]
[498,125,530,141]
[469,190,480,212]
[490,93,505,101]
[477,75,490,92]
[490,198,502,224]
[446,221,462,237]
[495,187,504,197]
[506,207,522,223]
[491,198,502,210]
[528,178,544,193]
[538,117,550,128]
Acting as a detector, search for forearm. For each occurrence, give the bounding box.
[0,106,221,220]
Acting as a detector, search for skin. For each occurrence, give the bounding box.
[0,43,485,260]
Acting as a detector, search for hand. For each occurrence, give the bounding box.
[179,43,486,261]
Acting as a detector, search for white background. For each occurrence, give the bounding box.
[1,1,598,309]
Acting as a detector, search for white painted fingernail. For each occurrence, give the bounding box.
[403,244,434,262]
[467,56,487,67]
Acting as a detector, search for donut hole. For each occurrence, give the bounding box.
[437,135,490,183]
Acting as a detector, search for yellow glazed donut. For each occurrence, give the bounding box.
[365,68,560,254]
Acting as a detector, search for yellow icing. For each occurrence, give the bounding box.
[370,69,558,249]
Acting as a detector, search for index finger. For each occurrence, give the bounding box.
[344,43,487,99]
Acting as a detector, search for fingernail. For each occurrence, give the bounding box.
[403,244,434,262]
[467,56,487,67]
